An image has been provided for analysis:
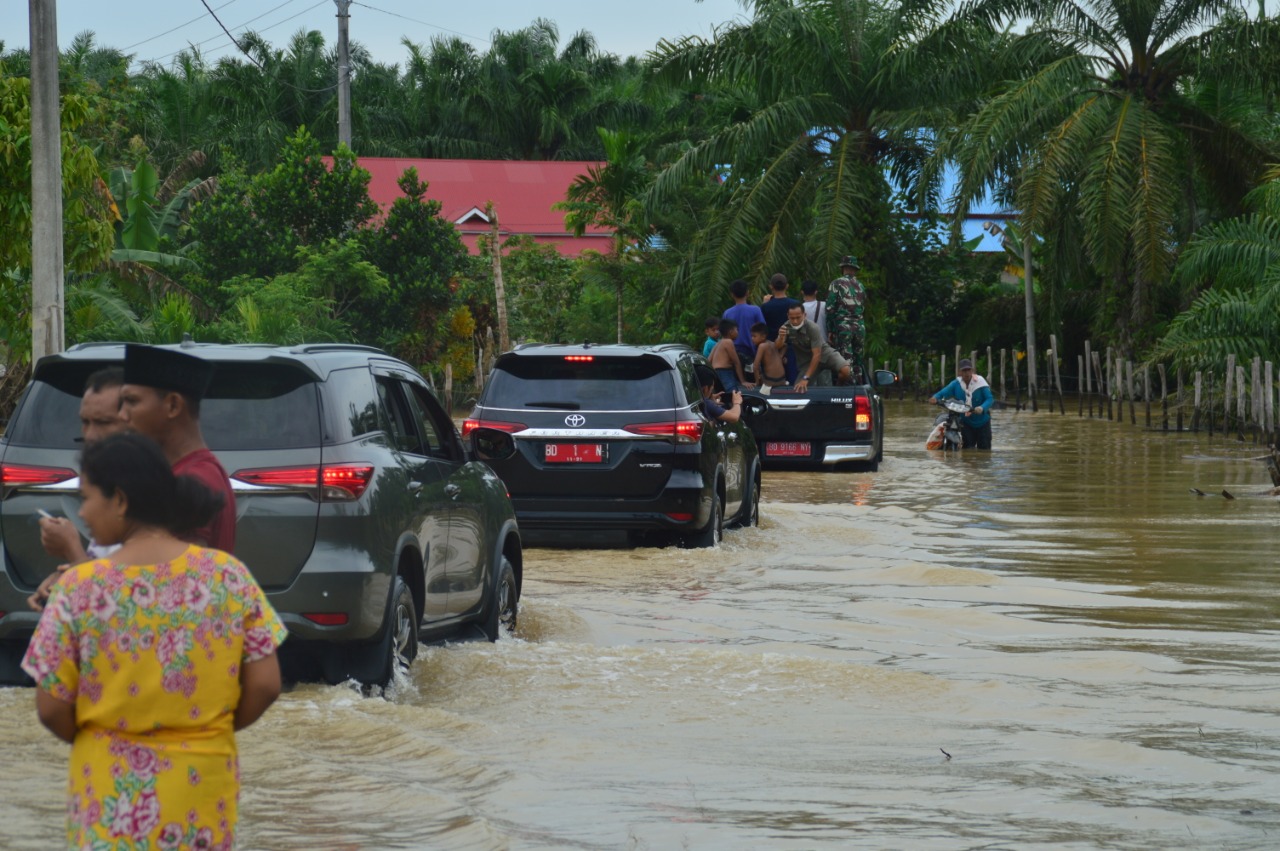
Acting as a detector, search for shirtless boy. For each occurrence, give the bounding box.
[709,319,754,391]
[750,323,788,387]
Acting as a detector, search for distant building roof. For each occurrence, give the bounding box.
[355,157,612,256]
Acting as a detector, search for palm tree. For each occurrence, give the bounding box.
[942,0,1280,352]
[557,127,652,341]
[1146,167,1280,369]
[644,0,964,313]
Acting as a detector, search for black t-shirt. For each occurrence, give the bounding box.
[759,297,800,340]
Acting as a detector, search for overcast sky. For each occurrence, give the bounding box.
[5,0,749,68]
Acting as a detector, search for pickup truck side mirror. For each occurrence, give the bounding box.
[873,369,898,387]
[469,427,517,462]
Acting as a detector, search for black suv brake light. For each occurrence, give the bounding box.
[624,421,703,444]
[232,464,374,501]
[462,418,527,437]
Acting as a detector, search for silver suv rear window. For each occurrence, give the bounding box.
[7,364,320,450]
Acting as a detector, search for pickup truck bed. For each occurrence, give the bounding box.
[742,370,895,470]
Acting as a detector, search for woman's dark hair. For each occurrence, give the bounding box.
[80,432,223,534]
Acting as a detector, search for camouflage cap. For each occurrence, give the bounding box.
[839,255,860,269]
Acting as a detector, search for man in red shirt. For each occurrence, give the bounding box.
[119,344,236,552]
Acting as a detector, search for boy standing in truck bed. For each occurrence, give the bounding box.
[709,319,753,391]
[750,323,789,389]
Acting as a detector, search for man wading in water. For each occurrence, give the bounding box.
[930,358,994,449]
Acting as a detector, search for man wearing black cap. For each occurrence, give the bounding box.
[930,358,994,449]
[826,255,866,382]
[119,344,236,551]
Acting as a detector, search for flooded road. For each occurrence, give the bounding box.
[3,402,1278,849]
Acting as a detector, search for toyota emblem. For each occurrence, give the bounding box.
[565,414,586,427]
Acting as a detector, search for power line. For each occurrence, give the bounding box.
[144,0,328,65]
[198,0,264,69]
[352,1,490,45]
[120,0,242,52]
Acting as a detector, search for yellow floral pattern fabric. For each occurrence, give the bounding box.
[22,546,286,850]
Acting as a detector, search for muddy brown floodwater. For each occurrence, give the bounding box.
[3,401,1279,849]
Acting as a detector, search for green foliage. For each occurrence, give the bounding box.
[188,129,378,286]
[481,234,580,343]
[1148,168,1280,370]
[357,167,466,360]
[0,72,114,275]
[939,0,1280,351]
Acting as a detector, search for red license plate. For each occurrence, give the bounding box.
[544,443,605,463]
[766,441,811,457]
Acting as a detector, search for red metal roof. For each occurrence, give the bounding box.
[355,157,612,257]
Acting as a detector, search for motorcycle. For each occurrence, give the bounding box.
[925,398,971,451]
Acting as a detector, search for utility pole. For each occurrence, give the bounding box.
[29,0,65,361]
[335,0,352,149]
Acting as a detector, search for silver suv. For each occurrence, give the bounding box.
[0,342,522,687]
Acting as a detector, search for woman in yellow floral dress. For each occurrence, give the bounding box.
[23,432,286,850]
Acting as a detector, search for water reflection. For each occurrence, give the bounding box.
[1,401,1277,849]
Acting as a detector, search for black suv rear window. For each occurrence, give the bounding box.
[488,356,676,410]
[8,363,320,450]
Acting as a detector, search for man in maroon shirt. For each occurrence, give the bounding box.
[119,344,236,552]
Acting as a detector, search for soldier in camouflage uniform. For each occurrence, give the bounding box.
[826,254,866,383]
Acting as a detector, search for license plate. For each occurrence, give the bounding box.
[766,441,811,457]
[544,443,605,463]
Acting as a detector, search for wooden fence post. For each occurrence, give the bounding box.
[1233,360,1244,440]
[1266,361,1275,446]
[1094,352,1107,421]
[1223,354,1235,434]
[1126,360,1137,425]
[1100,348,1111,419]
[1251,357,1262,444]
[1206,371,1214,436]
[1158,364,1168,431]
[1084,340,1094,417]
[1176,368,1184,432]
[1077,355,1085,417]
[1144,365,1152,429]
[1048,334,1064,414]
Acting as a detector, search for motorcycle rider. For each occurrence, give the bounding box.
[930,358,994,449]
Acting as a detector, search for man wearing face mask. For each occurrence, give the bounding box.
[777,304,852,392]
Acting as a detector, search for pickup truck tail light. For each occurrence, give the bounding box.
[462,418,527,437]
[232,464,374,501]
[855,397,872,431]
[625,421,703,444]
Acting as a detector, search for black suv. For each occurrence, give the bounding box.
[0,342,522,687]
[464,343,761,546]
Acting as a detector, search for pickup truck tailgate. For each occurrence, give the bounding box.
[742,388,877,464]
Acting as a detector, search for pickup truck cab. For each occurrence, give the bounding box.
[742,370,896,471]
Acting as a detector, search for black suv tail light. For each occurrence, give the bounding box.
[624,421,703,444]
[232,464,374,501]
[462,418,527,437]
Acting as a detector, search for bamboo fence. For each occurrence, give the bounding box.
[880,341,1278,449]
